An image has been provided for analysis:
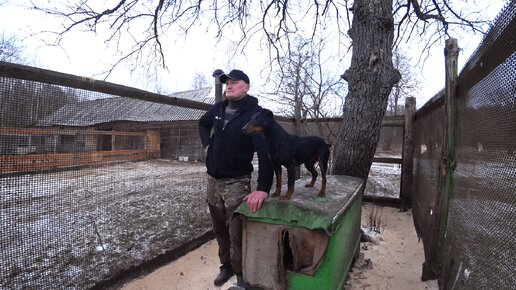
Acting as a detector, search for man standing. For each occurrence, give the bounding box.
[199,69,273,288]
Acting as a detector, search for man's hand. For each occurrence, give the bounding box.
[243,191,268,213]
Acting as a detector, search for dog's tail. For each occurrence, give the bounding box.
[319,143,331,161]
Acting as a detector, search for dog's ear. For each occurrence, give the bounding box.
[261,109,273,118]
[250,110,261,120]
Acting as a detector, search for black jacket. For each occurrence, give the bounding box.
[199,95,273,193]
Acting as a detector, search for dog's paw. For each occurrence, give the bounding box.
[279,191,293,200]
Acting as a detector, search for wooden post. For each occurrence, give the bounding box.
[438,38,459,238]
[111,134,116,151]
[400,96,415,211]
[215,77,223,102]
[213,69,224,102]
[177,127,181,160]
[420,38,459,282]
[146,130,161,158]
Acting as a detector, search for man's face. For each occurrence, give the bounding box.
[225,79,250,100]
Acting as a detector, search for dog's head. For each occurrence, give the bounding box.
[242,109,274,135]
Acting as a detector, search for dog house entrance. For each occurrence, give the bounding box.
[282,230,295,271]
[243,221,329,290]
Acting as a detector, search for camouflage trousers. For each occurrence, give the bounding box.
[206,174,251,274]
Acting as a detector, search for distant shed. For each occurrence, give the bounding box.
[36,87,215,162]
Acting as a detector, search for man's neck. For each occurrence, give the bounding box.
[228,95,247,109]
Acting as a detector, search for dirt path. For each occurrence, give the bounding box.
[121,203,439,290]
[345,204,438,290]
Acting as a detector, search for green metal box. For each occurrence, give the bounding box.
[236,175,363,290]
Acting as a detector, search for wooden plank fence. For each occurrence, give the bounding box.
[0,128,160,174]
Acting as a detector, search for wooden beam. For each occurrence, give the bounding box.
[0,61,212,111]
[275,116,405,126]
[363,196,402,208]
[0,149,148,174]
[381,119,405,127]
[0,127,146,136]
[372,157,402,164]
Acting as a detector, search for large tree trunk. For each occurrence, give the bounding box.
[332,0,400,181]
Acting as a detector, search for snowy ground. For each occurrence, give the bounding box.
[1,160,212,290]
[1,158,401,289]
[365,162,401,199]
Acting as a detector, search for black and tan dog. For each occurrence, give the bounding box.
[242,109,331,200]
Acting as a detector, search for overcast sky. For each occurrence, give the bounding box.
[0,0,508,109]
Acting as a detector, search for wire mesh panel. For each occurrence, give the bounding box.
[279,118,404,199]
[411,95,445,277]
[440,4,516,288]
[369,125,403,199]
[0,62,410,288]
[411,2,516,288]
[0,73,212,289]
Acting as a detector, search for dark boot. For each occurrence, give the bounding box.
[236,274,244,286]
[214,264,235,286]
[227,274,246,290]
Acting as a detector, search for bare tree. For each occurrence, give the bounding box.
[0,33,24,63]
[265,37,344,146]
[30,0,499,179]
[0,32,80,127]
[387,48,419,116]
[0,80,79,128]
[381,48,419,150]
[190,72,209,90]
[266,39,312,130]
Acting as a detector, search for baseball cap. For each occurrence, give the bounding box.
[219,69,250,84]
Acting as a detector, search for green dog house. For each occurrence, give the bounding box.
[236,175,364,290]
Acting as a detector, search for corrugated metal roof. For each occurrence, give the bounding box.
[37,87,215,127]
